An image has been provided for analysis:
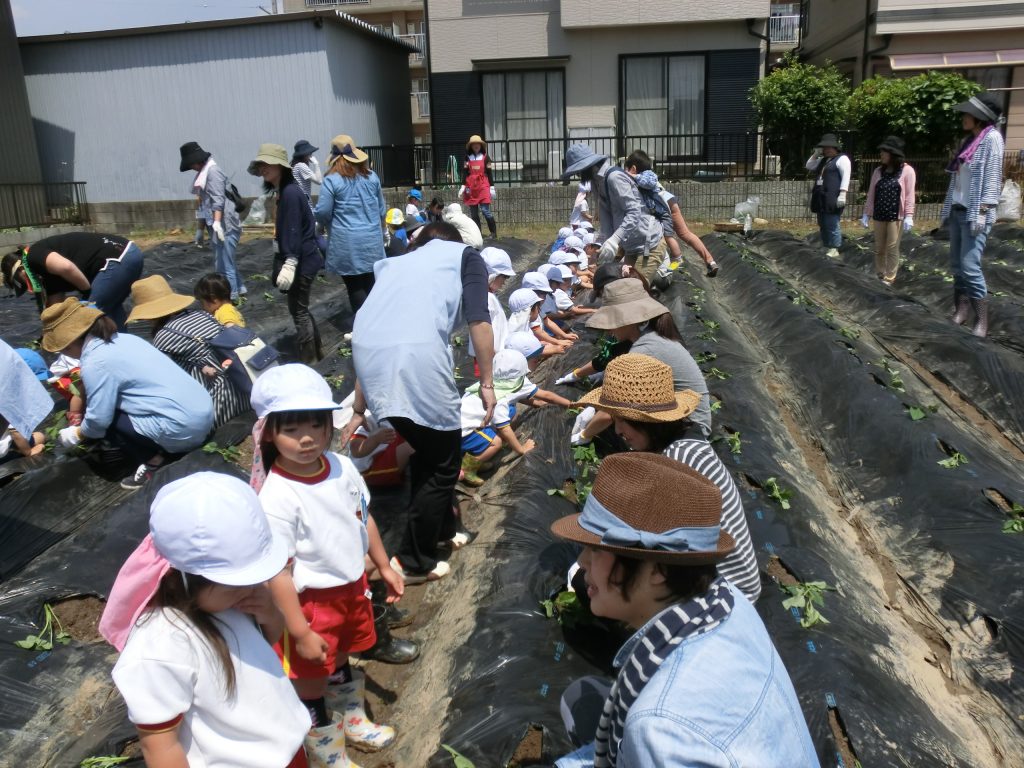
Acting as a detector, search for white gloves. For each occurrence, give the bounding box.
[970,215,986,237]
[570,406,595,446]
[276,257,298,291]
[212,220,225,243]
[56,426,82,452]
[860,214,870,228]
[458,185,466,198]
[310,156,320,167]
[556,370,580,385]
[903,216,913,233]
[489,186,496,199]
[836,191,847,210]
[598,234,621,263]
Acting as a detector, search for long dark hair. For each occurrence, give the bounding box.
[258,409,332,474]
[410,221,463,249]
[86,315,118,343]
[148,569,238,697]
[621,416,693,453]
[649,312,684,344]
[609,556,717,603]
[263,165,296,195]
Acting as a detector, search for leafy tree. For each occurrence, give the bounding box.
[848,71,981,156]
[749,53,851,175]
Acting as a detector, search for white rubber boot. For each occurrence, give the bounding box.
[304,713,363,768]
[336,671,396,752]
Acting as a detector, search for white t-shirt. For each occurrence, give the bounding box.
[460,381,537,436]
[112,608,310,768]
[952,161,972,207]
[570,197,589,226]
[542,289,574,316]
[468,292,508,357]
[258,452,371,590]
[405,202,421,219]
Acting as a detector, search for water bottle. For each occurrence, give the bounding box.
[743,213,753,237]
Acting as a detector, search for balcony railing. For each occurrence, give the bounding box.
[304,0,369,7]
[397,32,425,62]
[0,182,90,229]
[769,14,800,44]
[412,91,430,119]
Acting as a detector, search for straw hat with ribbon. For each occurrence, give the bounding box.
[40,297,103,353]
[329,134,369,165]
[576,354,701,423]
[551,452,735,564]
[126,275,195,324]
[466,134,487,152]
[247,143,291,176]
[585,278,667,330]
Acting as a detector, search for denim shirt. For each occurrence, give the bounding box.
[556,584,820,768]
[315,170,387,276]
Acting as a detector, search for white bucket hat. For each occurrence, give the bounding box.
[509,287,543,313]
[546,264,573,282]
[557,226,572,239]
[522,271,553,293]
[505,330,543,359]
[250,363,340,418]
[481,247,516,278]
[550,251,583,266]
[151,472,287,586]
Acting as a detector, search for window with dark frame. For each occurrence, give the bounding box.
[482,70,566,179]
[621,54,706,158]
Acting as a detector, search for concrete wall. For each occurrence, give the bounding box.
[0,0,41,184]
[20,16,412,204]
[560,0,767,27]
[876,0,1024,34]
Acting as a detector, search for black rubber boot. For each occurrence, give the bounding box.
[487,217,497,239]
[361,604,420,664]
[951,290,970,325]
[369,580,413,629]
[970,297,989,338]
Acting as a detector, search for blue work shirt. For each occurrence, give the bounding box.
[556,584,820,768]
[315,169,387,276]
[79,333,214,454]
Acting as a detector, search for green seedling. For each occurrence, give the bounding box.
[14,604,70,651]
[1003,504,1024,534]
[566,407,582,416]
[706,367,731,381]
[316,275,327,283]
[938,451,968,469]
[337,347,353,358]
[249,273,269,281]
[907,406,928,421]
[764,477,793,510]
[202,441,241,463]
[942,274,954,283]
[710,399,723,413]
[725,430,742,455]
[540,590,590,629]
[697,331,718,343]
[695,352,717,365]
[546,488,567,498]
[440,744,476,768]
[781,581,833,628]
[451,335,464,347]
[573,443,599,467]
[991,290,1009,298]
[262,291,275,302]
[818,308,834,323]
[877,358,905,392]
[838,326,860,340]
[325,374,345,389]
[791,293,810,306]
[701,319,720,331]
[236,295,248,307]
[905,263,916,272]
[43,409,69,453]
[81,757,131,768]
[992,259,1008,267]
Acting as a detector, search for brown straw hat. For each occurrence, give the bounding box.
[585,278,667,330]
[40,297,103,352]
[126,275,195,323]
[551,453,735,564]
[466,134,487,151]
[329,134,369,164]
[576,354,700,422]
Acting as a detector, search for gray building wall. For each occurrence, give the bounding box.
[19,15,412,204]
[0,0,41,184]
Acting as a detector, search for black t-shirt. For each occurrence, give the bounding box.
[27,232,129,293]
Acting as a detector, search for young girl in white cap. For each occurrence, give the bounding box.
[100,472,312,768]
[468,246,517,375]
[250,364,404,767]
[507,287,567,359]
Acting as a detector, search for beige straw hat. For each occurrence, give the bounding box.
[466,134,487,151]
[330,134,369,164]
[126,275,195,323]
[550,452,734,564]
[585,278,668,330]
[576,354,700,422]
[40,297,103,353]
[247,143,291,176]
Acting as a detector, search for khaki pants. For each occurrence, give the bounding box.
[873,219,903,282]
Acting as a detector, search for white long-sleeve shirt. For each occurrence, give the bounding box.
[806,153,851,191]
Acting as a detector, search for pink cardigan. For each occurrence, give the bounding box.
[864,163,917,219]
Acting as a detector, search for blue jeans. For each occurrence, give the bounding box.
[817,212,842,249]
[90,242,144,329]
[214,227,244,297]
[948,206,989,299]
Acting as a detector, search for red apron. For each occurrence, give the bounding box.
[464,154,492,205]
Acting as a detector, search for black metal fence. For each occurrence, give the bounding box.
[0,182,90,230]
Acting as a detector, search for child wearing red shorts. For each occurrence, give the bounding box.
[250,364,405,766]
[339,392,414,489]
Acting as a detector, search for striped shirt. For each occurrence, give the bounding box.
[663,438,761,602]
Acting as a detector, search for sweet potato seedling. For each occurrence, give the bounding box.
[337,347,353,358]
[202,441,241,463]
[1003,504,1024,534]
[540,590,590,629]
[325,374,345,389]
[441,744,476,768]
[764,477,793,509]
[707,367,731,381]
[938,452,968,469]
[81,757,130,768]
[262,291,275,302]
[14,604,70,651]
[781,581,834,629]
[725,430,742,455]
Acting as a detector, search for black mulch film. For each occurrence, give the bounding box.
[3,230,1024,767]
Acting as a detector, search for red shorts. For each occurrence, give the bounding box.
[275,574,376,679]
[287,748,308,768]
[360,436,406,488]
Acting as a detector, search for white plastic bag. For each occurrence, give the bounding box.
[996,179,1021,222]
[243,192,270,226]
[734,195,761,220]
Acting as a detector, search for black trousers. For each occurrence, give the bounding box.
[388,416,462,573]
[342,272,376,314]
[288,273,322,364]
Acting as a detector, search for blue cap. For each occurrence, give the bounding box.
[408,189,423,200]
[16,348,49,381]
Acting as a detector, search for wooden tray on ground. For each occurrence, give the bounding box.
[714,221,744,232]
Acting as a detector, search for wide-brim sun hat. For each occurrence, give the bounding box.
[151,472,287,586]
[575,353,701,422]
[293,139,319,158]
[466,134,487,151]
[248,143,291,176]
[126,275,195,324]
[40,297,104,353]
[330,134,369,164]
[551,452,735,564]
[953,94,1002,124]
[562,143,608,179]
[250,363,341,418]
[877,136,906,158]
[586,278,667,329]
[522,271,553,293]
[481,246,516,278]
[179,141,211,172]
[815,133,841,149]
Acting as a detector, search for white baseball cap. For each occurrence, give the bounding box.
[493,348,530,382]
[506,330,543,359]
[250,363,340,418]
[509,287,543,313]
[522,271,553,293]
[557,226,572,239]
[563,235,585,251]
[581,232,596,246]
[546,264,573,282]
[481,247,516,278]
[576,221,595,231]
[551,252,583,267]
[150,472,287,585]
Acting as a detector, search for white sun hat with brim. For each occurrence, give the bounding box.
[522,271,554,293]
[481,247,516,278]
[250,363,340,418]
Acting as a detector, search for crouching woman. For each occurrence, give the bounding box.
[551,452,820,768]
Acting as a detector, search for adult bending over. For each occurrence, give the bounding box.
[941,93,1005,338]
[127,275,249,427]
[41,298,214,490]
[250,143,325,362]
[346,222,496,582]
[3,232,143,329]
[315,134,386,313]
